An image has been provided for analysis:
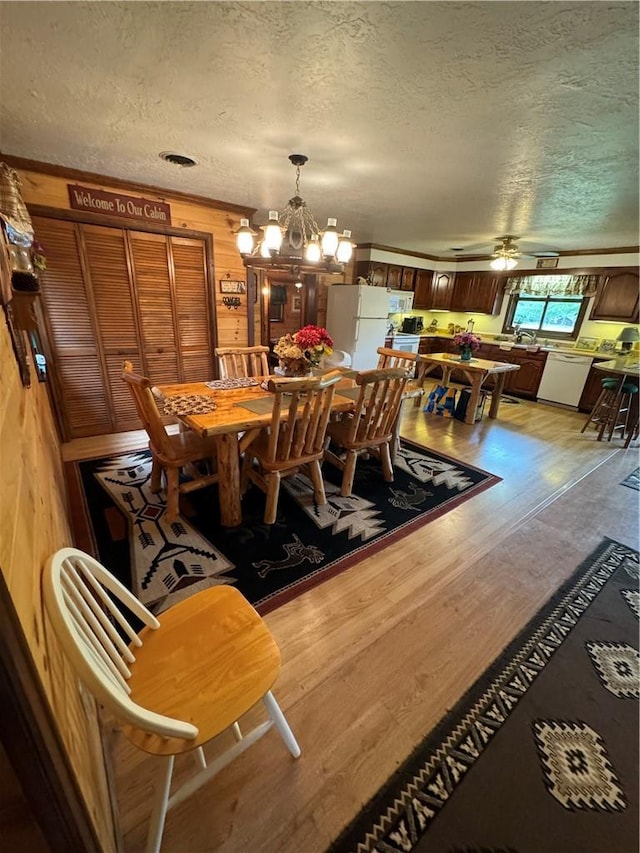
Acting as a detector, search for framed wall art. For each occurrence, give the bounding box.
[597,339,616,353]
[575,336,598,351]
[536,257,559,269]
[219,279,246,294]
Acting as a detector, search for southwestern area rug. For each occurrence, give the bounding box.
[329,538,639,853]
[68,440,500,614]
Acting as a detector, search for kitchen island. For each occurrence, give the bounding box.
[415,352,520,424]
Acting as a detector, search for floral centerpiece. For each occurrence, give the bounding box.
[453,331,482,361]
[274,325,334,375]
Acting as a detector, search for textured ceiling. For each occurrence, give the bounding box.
[0,1,638,257]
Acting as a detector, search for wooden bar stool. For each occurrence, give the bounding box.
[581,376,639,446]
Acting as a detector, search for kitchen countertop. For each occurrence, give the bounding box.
[413,332,620,359]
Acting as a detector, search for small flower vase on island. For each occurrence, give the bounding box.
[453,331,482,362]
[274,325,334,377]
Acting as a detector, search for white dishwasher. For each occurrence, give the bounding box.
[537,351,593,408]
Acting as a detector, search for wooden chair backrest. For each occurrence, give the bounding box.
[377,346,419,376]
[216,346,270,379]
[263,370,343,464]
[43,547,198,740]
[121,361,175,460]
[344,367,409,447]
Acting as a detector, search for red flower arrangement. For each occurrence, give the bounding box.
[274,325,334,373]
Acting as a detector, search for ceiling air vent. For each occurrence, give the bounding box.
[159,152,198,167]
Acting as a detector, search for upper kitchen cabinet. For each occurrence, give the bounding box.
[386,265,403,290]
[413,269,432,308]
[430,272,455,310]
[450,272,505,314]
[589,268,639,323]
[354,260,389,287]
[401,266,416,291]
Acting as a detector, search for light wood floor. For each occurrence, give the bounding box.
[64,396,640,853]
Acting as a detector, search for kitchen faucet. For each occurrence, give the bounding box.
[514,325,537,344]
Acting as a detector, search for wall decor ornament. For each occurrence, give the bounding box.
[219,279,246,294]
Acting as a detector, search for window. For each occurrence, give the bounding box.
[503,294,589,340]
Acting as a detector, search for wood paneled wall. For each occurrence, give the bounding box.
[16,168,251,348]
[0,314,115,848]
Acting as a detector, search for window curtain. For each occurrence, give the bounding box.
[506,274,599,297]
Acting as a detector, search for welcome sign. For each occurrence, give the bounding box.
[68,185,171,224]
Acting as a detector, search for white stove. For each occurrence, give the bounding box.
[390,333,421,355]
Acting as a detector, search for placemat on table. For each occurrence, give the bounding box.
[233,396,275,415]
[205,377,260,390]
[162,394,218,416]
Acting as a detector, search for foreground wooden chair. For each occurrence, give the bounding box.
[376,347,424,461]
[242,371,343,523]
[324,367,408,496]
[121,361,218,522]
[43,548,300,853]
[215,345,270,379]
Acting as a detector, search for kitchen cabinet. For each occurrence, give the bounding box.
[354,260,389,287]
[578,361,611,412]
[401,266,416,291]
[431,272,455,310]
[413,269,432,308]
[450,272,505,315]
[589,268,639,323]
[386,265,403,290]
[474,343,547,398]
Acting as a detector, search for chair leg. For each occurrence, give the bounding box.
[150,457,163,493]
[380,440,394,483]
[341,450,358,497]
[165,468,180,522]
[194,747,207,770]
[264,471,282,524]
[308,459,327,506]
[146,755,174,853]
[262,690,301,758]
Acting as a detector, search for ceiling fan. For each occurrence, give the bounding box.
[450,235,560,270]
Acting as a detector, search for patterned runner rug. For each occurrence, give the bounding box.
[67,439,499,614]
[329,538,639,853]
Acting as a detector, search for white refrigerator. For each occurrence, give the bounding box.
[326,285,390,370]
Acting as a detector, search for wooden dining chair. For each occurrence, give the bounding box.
[241,371,343,523]
[376,347,425,461]
[121,361,218,522]
[43,547,300,853]
[215,345,271,379]
[324,367,409,496]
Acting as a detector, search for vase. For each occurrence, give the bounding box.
[460,348,472,362]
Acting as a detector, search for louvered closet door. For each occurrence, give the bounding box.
[33,217,113,437]
[171,236,212,381]
[129,231,180,383]
[81,224,142,431]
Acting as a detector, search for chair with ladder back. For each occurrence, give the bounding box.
[241,371,343,523]
[324,367,408,496]
[121,361,218,522]
[43,547,300,853]
[376,346,424,461]
[215,346,271,380]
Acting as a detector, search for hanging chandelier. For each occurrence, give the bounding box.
[235,154,355,274]
[489,237,519,271]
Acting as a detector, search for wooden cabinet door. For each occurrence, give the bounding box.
[354,261,388,286]
[386,265,402,290]
[413,269,432,308]
[450,273,504,314]
[579,365,605,412]
[172,237,212,382]
[589,269,639,322]
[431,273,454,310]
[401,267,415,291]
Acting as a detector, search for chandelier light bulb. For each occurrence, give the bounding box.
[321,218,339,257]
[336,229,353,263]
[260,240,273,258]
[263,210,283,251]
[235,218,255,255]
[305,236,322,263]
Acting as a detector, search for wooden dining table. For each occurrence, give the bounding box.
[154,374,358,527]
[414,352,521,424]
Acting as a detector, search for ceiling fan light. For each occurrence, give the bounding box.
[321,218,339,257]
[490,256,508,271]
[505,257,518,270]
